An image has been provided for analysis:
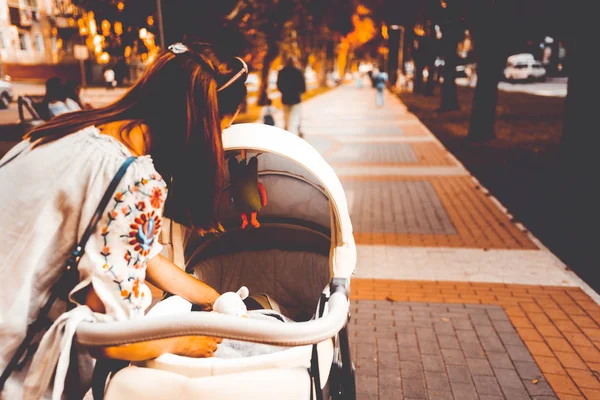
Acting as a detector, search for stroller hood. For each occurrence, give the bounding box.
[221,123,356,279]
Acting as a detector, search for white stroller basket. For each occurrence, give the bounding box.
[75,124,357,399]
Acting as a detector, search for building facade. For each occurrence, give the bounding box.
[0,0,84,80]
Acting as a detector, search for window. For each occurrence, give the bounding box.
[33,33,43,52]
[18,32,30,51]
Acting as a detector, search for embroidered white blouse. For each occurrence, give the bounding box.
[0,127,167,399]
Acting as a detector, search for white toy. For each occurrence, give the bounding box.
[213,286,249,317]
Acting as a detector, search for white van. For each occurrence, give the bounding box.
[504,53,547,82]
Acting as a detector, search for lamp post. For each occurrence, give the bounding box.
[390,25,405,76]
[156,0,165,49]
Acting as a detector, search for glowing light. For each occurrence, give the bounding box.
[147,16,155,26]
[114,21,123,36]
[99,52,110,64]
[117,2,125,11]
[381,25,389,40]
[101,20,111,36]
[124,46,132,57]
[93,35,103,46]
[141,53,148,62]
[139,28,148,40]
[89,18,97,35]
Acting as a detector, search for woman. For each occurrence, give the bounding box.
[43,77,70,119]
[64,80,91,111]
[0,41,247,399]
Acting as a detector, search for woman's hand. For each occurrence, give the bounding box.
[146,255,220,311]
[172,336,223,358]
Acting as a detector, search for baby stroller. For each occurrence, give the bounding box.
[75,124,357,399]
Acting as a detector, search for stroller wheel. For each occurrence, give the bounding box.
[330,326,357,400]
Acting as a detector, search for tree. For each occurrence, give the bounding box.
[557,2,598,289]
[466,0,518,141]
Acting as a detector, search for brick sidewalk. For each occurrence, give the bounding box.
[299,86,600,399]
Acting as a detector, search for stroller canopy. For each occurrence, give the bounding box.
[220,123,356,279]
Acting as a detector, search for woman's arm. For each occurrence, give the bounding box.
[85,288,221,360]
[145,254,220,310]
[89,335,221,361]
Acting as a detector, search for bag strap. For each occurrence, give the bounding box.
[0,156,137,392]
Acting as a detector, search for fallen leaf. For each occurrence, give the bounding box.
[441,317,450,322]
[386,296,396,302]
[532,379,539,384]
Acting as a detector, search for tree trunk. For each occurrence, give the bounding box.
[258,42,279,106]
[467,0,514,142]
[557,6,598,290]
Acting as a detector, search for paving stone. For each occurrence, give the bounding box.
[500,388,532,400]
[416,328,437,342]
[451,319,474,331]
[425,371,451,392]
[495,368,526,391]
[422,355,445,372]
[456,330,480,344]
[397,333,418,347]
[492,320,518,333]
[522,379,555,397]
[513,361,543,381]
[401,361,424,379]
[379,385,401,399]
[447,364,472,384]
[487,352,514,370]
[419,340,442,356]
[398,346,422,362]
[450,381,478,400]
[505,344,535,363]
[472,375,504,396]
[487,309,511,322]
[478,396,505,400]
[378,371,402,388]
[466,358,494,376]
[403,378,428,399]
[498,331,524,346]
[461,342,486,359]
[480,335,506,353]
[428,390,454,400]
[438,335,461,350]
[434,321,455,335]
[356,374,378,395]
[441,348,466,365]
[344,180,456,235]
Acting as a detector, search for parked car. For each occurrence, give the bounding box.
[504,54,547,82]
[0,75,14,109]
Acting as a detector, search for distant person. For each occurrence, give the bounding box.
[43,77,69,119]
[104,67,116,89]
[65,80,92,110]
[372,69,388,107]
[277,58,306,137]
[261,98,276,126]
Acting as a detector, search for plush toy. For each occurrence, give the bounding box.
[228,155,267,229]
[213,286,249,317]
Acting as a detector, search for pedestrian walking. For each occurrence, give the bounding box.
[261,98,276,126]
[277,58,306,137]
[43,77,70,119]
[372,69,388,107]
[0,41,248,399]
[104,67,116,90]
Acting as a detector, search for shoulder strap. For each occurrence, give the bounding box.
[0,156,137,393]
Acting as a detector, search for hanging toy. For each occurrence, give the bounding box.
[228,154,267,229]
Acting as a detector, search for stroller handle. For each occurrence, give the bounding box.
[75,290,350,348]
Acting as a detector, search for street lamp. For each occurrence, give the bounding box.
[390,25,405,76]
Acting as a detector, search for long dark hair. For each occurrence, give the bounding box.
[25,42,247,231]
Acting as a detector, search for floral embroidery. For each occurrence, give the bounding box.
[150,187,163,209]
[128,211,161,256]
[98,171,167,312]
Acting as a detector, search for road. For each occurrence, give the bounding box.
[457,77,568,98]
